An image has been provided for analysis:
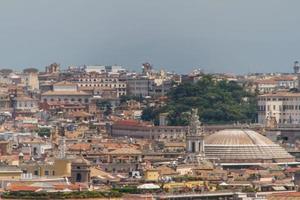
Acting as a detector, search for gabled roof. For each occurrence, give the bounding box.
[108,148,142,155]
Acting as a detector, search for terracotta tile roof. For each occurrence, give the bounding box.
[69,143,91,151]
[274,76,296,81]
[114,119,151,127]
[68,111,92,118]
[90,167,119,180]
[8,185,40,192]
[268,192,300,199]
[53,184,80,190]
[108,147,142,155]
[102,143,135,149]
[256,79,277,84]
[285,167,300,173]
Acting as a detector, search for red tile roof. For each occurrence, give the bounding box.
[114,119,151,127]
[69,143,91,151]
[8,185,40,192]
[53,184,80,190]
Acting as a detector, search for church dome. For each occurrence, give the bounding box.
[204,129,294,163]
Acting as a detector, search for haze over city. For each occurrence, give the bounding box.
[1,0,300,74]
[3,1,300,199]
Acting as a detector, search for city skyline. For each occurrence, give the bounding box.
[1,0,300,74]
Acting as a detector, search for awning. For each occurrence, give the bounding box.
[272,186,286,191]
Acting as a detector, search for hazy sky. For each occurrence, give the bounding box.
[1,0,300,74]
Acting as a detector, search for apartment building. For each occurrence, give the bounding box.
[72,73,127,97]
[41,81,92,104]
[127,77,173,98]
[257,92,300,125]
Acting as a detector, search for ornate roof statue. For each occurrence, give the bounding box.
[189,108,204,136]
[265,111,277,129]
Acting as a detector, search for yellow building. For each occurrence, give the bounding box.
[163,181,207,190]
[20,161,54,177]
[20,158,71,177]
[54,158,71,177]
[144,169,160,182]
[0,165,22,180]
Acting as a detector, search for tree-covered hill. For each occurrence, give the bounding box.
[141,75,257,125]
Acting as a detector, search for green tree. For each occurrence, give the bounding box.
[23,67,39,74]
[142,75,257,125]
[96,100,112,116]
[37,128,51,137]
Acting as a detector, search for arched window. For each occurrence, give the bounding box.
[76,173,82,182]
[33,147,37,155]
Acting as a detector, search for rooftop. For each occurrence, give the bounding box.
[205,129,274,146]
[42,90,90,96]
[259,92,300,97]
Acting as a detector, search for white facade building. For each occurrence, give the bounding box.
[257,92,300,125]
[16,96,39,112]
[84,65,126,74]
[74,73,127,97]
[41,81,91,104]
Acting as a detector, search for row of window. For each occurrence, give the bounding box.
[79,84,126,88]
[258,97,300,101]
[258,105,300,111]
[43,98,89,103]
[23,169,54,176]
[278,119,300,123]
[78,78,123,82]
[151,129,186,133]
[18,102,35,108]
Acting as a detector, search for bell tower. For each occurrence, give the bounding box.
[186,108,205,163]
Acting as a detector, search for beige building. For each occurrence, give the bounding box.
[22,72,39,91]
[41,81,92,104]
[111,120,188,139]
[20,158,71,177]
[73,73,127,97]
[257,92,300,125]
[16,96,39,112]
[0,166,22,181]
